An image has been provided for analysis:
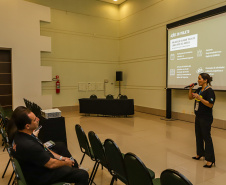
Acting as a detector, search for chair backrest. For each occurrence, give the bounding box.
[90,94,97,99]
[160,169,193,185]
[75,124,93,158]
[88,131,108,167]
[32,103,42,118]
[1,127,10,148]
[120,95,128,100]
[23,98,28,108]
[104,139,127,184]
[106,94,114,100]
[124,152,153,185]
[12,158,27,185]
[0,104,6,118]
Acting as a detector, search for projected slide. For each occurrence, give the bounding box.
[167,13,226,90]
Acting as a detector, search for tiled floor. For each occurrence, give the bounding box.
[1,110,226,185]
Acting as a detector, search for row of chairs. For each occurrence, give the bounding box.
[0,117,16,185]
[23,98,42,118]
[0,107,68,185]
[90,94,128,100]
[75,124,193,185]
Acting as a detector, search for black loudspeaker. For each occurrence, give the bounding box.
[116,71,123,81]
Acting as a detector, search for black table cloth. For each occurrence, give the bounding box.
[79,98,134,116]
[38,116,67,147]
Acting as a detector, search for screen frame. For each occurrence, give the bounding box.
[166,5,226,91]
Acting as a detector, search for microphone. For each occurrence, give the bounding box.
[184,83,197,88]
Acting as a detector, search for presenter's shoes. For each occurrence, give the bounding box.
[192,155,203,160]
[203,162,215,168]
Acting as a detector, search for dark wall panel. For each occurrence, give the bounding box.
[0,74,11,84]
[0,85,12,95]
[0,95,12,106]
[0,63,11,73]
[0,50,11,62]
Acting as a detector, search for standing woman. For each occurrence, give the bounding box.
[188,73,215,168]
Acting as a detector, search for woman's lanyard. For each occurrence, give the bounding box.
[199,85,209,95]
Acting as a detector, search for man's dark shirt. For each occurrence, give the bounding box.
[13,132,56,185]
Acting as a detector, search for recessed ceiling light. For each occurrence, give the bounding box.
[98,0,126,5]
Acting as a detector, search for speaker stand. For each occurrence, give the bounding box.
[117,81,121,99]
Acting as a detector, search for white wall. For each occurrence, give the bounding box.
[0,0,52,109]
[26,0,120,107]
[119,0,226,120]
[3,0,226,121]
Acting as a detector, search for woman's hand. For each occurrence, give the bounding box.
[192,93,201,100]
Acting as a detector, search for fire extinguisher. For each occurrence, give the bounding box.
[56,75,60,94]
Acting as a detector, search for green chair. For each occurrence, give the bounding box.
[124,152,159,185]
[0,104,12,120]
[1,127,13,183]
[88,131,111,185]
[12,158,67,185]
[0,105,11,129]
[160,169,193,185]
[75,124,95,165]
[104,139,127,185]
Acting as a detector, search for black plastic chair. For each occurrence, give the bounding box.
[124,152,159,185]
[104,139,127,185]
[75,124,95,165]
[23,98,32,111]
[160,169,193,185]
[119,95,128,100]
[90,94,97,99]
[106,94,114,100]
[88,131,111,185]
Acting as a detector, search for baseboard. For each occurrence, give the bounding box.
[55,105,79,112]
[135,105,226,129]
[134,105,166,117]
[57,105,226,129]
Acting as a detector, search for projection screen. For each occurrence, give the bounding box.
[167,6,226,90]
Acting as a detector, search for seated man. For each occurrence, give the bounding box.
[11,106,89,185]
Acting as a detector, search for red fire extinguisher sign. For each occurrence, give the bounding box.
[56,75,60,94]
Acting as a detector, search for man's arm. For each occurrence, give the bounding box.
[44,157,74,169]
[48,149,67,161]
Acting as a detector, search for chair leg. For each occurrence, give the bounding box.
[80,153,86,165]
[88,161,98,184]
[2,158,10,178]
[110,176,115,185]
[89,162,100,185]
[8,171,14,185]
[11,176,16,185]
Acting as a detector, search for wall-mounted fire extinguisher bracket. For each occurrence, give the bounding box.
[52,75,60,94]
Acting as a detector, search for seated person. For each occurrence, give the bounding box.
[11,106,89,185]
